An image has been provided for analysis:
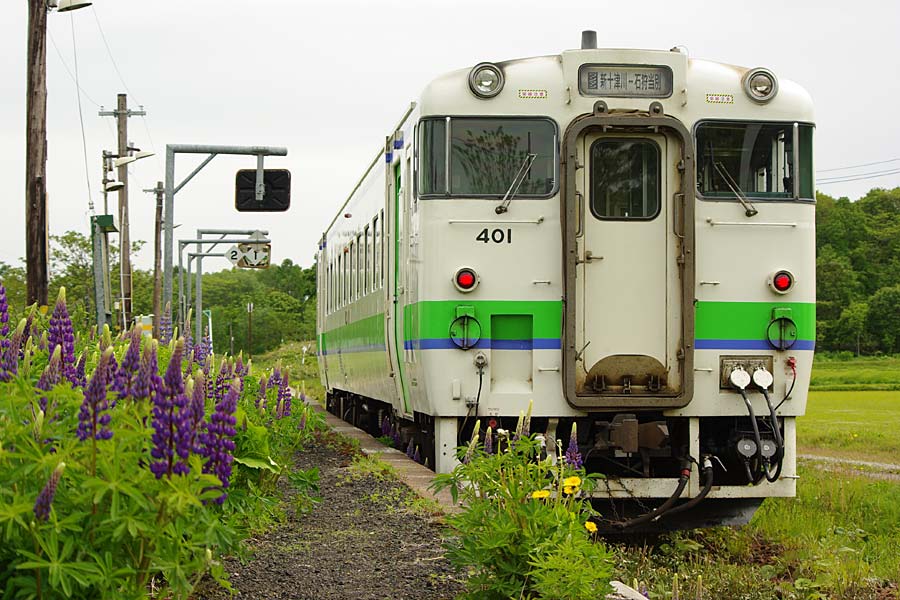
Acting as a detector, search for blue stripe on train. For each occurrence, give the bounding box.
[694,339,815,351]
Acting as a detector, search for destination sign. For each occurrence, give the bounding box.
[578,64,673,98]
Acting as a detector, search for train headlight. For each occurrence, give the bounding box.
[453,267,479,292]
[468,63,504,99]
[743,68,778,103]
[768,269,795,294]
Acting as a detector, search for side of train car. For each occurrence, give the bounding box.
[316,35,814,528]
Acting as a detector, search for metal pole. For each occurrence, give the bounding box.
[91,218,107,330]
[195,255,203,344]
[178,242,185,334]
[25,0,49,306]
[186,254,193,320]
[152,182,163,337]
[164,145,175,312]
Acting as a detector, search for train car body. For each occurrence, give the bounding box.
[316,37,814,529]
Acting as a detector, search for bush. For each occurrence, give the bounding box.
[0,284,320,599]
[433,418,614,600]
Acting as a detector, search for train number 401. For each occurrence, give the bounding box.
[476,228,512,244]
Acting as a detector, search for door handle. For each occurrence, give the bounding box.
[577,250,602,264]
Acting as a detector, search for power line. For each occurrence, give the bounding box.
[91,6,139,103]
[47,28,101,108]
[818,168,900,185]
[70,15,93,213]
[817,157,900,174]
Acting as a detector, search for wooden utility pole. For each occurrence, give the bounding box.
[247,302,254,358]
[116,94,132,325]
[145,181,164,337]
[25,0,49,306]
[100,94,146,327]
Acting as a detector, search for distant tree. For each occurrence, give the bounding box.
[866,285,900,353]
[834,301,869,356]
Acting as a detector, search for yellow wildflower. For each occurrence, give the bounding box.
[531,490,551,500]
[563,486,576,495]
[562,476,582,488]
[585,521,598,533]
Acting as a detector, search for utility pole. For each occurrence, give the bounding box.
[144,182,164,337]
[247,302,254,358]
[99,94,146,326]
[25,0,49,306]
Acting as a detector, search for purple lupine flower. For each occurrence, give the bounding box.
[298,410,307,431]
[149,340,191,478]
[483,426,493,455]
[565,422,583,469]
[200,379,239,504]
[36,346,63,413]
[213,359,232,402]
[1,319,27,381]
[381,415,391,437]
[19,311,34,359]
[47,287,76,385]
[256,377,267,410]
[113,328,142,399]
[76,348,114,441]
[194,327,210,367]
[412,446,421,464]
[159,302,173,344]
[72,351,87,388]
[391,423,401,448]
[133,341,161,401]
[234,353,246,378]
[33,463,65,522]
[0,281,10,348]
[268,365,282,390]
[276,371,291,418]
[406,438,415,459]
[183,373,207,457]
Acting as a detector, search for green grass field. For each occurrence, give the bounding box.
[811,355,900,391]
[801,391,900,464]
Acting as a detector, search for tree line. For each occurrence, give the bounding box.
[0,231,316,357]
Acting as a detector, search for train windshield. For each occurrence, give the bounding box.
[418,117,557,197]
[696,122,814,200]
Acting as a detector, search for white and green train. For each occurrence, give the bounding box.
[316,32,814,529]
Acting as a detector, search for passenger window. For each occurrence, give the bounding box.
[590,139,660,220]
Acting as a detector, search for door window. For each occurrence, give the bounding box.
[590,139,660,220]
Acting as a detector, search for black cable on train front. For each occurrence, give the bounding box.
[758,386,785,482]
[738,388,767,485]
[661,457,715,519]
[615,458,692,530]
[457,365,484,448]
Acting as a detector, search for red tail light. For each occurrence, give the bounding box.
[770,270,794,294]
[454,267,478,292]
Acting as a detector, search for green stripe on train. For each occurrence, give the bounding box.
[694,301,815,341]
[320,300,816,345]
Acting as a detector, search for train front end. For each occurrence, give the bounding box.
[413,38,814,528]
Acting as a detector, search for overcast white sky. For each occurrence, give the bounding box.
[2,0,898,272]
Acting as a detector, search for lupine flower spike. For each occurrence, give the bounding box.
[133,340,161,401]
[381,416,392,437]
[278,370,292,418]
[0,280,10,349]
[113,327,142,399]
[159,302,173,344]
[565,422,583,469]
[36,346,63,413]
[201,379,239,504]
[463,420,481,464]
[0,319,25,382]
[483,426,493,455]
[184,374,206,455]
[256,377,267,410]
[149,340,190,478]
[76,348,114,441]
[47,287,77,384]
[33,463,65,522]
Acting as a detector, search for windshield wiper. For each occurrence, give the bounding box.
[495,153,537,215]
[713,161,758,217]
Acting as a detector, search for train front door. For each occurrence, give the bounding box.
[573,129,687,403]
